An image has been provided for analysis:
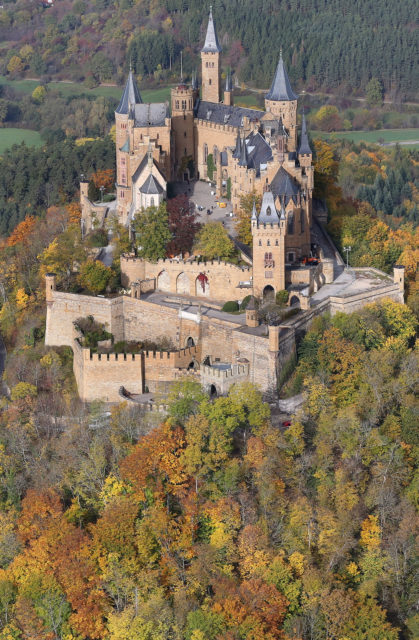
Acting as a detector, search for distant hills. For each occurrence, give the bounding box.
[0,0,417,99]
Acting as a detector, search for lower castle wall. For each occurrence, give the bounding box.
[73,340,143,402]
[329,285,403,315]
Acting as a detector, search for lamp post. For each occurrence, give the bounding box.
[100,185,105,202]
[343,246,352,269]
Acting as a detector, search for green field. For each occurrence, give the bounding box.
[313,128,419,146]
[0,77,171,103]
[0,128,42,153]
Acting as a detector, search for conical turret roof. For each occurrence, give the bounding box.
[298,112,312,155]
[232,129,242,158]
[258,190,279,223]
[116,70,143,114]
[266,52,298,102]
[225,72,233,92]
[251,200,257,220]
[238,136,248,167]
[201,7,222,53]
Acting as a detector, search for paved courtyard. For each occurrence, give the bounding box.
[173,180,237,235]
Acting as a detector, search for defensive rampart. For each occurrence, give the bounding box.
[120,255,252,301]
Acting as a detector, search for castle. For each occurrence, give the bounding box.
[52,9,405,403]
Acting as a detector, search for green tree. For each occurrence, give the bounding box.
[78,260,113,294]
[31,86,46,104]
[195,222,235,260]
[207,154,215,181]
[133,203,171,262]
[366,78,384,106]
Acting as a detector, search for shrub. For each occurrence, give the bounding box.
[240,295,252,310]
[222,301,239,313]
[276,290,289,306]
[85,229,108,248]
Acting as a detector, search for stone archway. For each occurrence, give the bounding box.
[263,285,275,302]
[186,336,195,347]
[290,295,301,308]
[210,384,217,397]
[195,274,210,297]
[157,270,170,292]
[176,272,190,295]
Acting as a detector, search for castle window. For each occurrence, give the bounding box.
[266,206,271,216]
[206,62,209,68]
[267,239,270,246]
[275,239,279,246]
[288,212,294,234]
[184,148,187,154]
[175,100,179,109]
[301,211,305,233]
[258,240,262,246]
[204,144,208,162]
[182,100,187,110]
[264,252,274,267]
[184,131,187,137]
[209,79,212,85]
[150,197,155,207]
[288,252,295,263]
[189,100,192,109]
[157,133,159,139]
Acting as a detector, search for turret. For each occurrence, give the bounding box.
[171,78,195,178]
[224,71,233,106]
[265,51,298,151]
[245,296,259,328]
[298,112,312,167]
[45,273,56,304]
[201,7,222,103]
[393,265,405,294]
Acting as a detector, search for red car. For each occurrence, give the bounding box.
[282,420,292,427]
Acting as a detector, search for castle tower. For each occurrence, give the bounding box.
[265,52,298,151]
[171,78,195,179]
[298,112,314,227]
[251,191,286,298]
[224,71,233,106]
[201,7,222,103]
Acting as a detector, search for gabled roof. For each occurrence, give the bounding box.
[140,174,164,195]
[258,190,279,224]
[131,154,166,185]
[201,7,222,53]
[246,131,273,174]
[266,53,298,102]
[134,103,169,127]
[116,70,143,115]
[195,101,264,127]
[298,112,312,155]
[270,167,300,205]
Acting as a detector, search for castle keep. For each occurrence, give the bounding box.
[63,10,405,403]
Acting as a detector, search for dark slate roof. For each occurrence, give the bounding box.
[195,100,264,127]
[298,113,312,155]
[116,71,143,114]
[134,103,169,127]
[266,54,298,102]
[246,131,273,174]
[238,135,248,166]
[140,174,164,194]
[220,151,228,166]
[232,130,242,158]
[258,190,279,224]
[202,8,222,53]
[270,167,300,205]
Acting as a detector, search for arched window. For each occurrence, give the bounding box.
[209,79,212,85]
[288,212,294,234]
[175,100,179,109]
[267,239,270,246]
[150,197,155,207]
[204,144,208,162]
[266,206,271,216]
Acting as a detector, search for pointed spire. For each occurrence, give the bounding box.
[192,71,198,90]
[251,200,258,221]
[279,196,286,220]
[202,6,222,53]
[266,51,298,102]
[116,69,143,114]
[232,129,242,158]
[225,71,233,92]
[180,51,183,83]
[298,111,312,155]
[258,189,279,223]
[238,135,248,167]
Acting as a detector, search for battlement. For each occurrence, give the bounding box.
[201,363,249,379]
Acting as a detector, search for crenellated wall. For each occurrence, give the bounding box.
[120,255,252,301]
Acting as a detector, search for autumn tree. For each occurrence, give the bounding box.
[194,222,235,261]
[236,191,262,245]
[166,195,201,257]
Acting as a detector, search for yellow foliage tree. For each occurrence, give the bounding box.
[360,515,381,550]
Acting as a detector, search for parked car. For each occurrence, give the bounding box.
[282,420,292,427]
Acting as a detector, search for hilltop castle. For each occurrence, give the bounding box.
[61,10,405,403]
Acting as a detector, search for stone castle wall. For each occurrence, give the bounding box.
[120,255,252,302]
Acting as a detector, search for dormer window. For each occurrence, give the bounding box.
[266,206,271,216]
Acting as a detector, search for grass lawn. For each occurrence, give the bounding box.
[313,128,419,146]
[0,128,42,153]
[0,77,171,103]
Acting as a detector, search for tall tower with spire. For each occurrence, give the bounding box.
[201,7,222,103]
[265,52,298,151]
